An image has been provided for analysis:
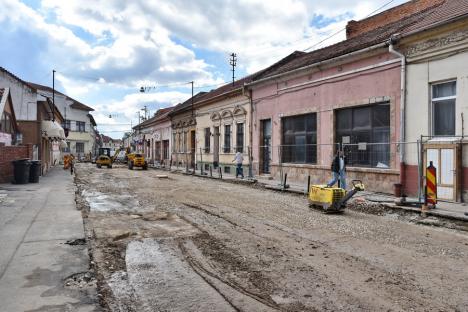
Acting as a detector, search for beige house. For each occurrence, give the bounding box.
[397,0,468,201]
[169,93,205,170]
[195,77,252,176]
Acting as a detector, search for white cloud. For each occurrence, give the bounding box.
[1,0,409,138]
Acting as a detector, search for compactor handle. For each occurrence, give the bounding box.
[351,180,365,191]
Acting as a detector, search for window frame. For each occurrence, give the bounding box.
[223,124,231,153]
[236,123,244,153]
[281,113,317,164]
[431,80,456,137]
[204,127,210,153]
[335,103,390,168]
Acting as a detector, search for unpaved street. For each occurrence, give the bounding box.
[75,163,468,312]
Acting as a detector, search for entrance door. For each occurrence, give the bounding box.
[190,130,196,169]
[425,144,459,201]
[213,126,220,168]
[261,119,271,174]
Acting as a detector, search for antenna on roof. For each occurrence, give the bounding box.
[229,53,237,86]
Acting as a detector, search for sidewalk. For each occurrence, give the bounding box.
[161,165,468,222]
[0,167,99,312]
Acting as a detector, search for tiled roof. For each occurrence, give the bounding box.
[27,81,95,111]
[402,0,468,34]
[252,0,450,81]
[168,91,208,116]
[0,67,35,92]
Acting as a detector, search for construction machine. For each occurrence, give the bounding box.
[127,153,148,170]
[95,147,130,169]
[308,180,365,213]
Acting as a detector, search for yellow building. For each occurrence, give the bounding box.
[194,77,252,176]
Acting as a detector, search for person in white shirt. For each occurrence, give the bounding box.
[232,151,244,179]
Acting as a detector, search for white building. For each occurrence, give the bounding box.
[28,83,97,160]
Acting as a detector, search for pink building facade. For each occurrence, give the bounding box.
[248,48,403,194]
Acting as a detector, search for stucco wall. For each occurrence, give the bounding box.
[195,95,251,167]
[0,71,37,121]
[250,51,402,193]
[405,51,468,165]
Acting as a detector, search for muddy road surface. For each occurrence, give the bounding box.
[74,163,468,312]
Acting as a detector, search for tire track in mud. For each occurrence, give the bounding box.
[177,199,446,311]
[178,239,281,312]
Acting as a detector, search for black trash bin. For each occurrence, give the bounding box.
[12,159,31,184]
[29,160,41,183]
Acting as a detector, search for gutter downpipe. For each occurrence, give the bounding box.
[388,37,406,195]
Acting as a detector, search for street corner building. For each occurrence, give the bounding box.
[244,0,468,200]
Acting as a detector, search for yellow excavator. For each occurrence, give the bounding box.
[96,147,130,169]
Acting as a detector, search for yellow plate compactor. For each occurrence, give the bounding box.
[308,180,365,213]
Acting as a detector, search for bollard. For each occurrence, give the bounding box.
[210,166,212,177]
[425,161,437,209]
[219,167,223,179]
[307,175,311,194]
[282,173,288,190]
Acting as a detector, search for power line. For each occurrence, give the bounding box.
[303,0,396,52]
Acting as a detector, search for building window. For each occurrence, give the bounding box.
[336,103,390,167]
[236,123,244,153]
[281,113,317,164]
[163,140,169,159]
[204,128,210,153]
[0,112,13,134]
[62,119,71,130]
[224,124,231,153]
[224,166,231,174]
[173,133,176,152]
[183,131,187,152]
[77,121,86,132]
[432,81,456,136]
[76,142,85,154]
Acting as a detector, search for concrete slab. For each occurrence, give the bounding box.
[122,239,236,312]
[0,167,99,312]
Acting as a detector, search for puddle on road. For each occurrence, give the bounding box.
[82,189,139,212]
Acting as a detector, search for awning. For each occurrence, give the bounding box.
[41,120,66,140]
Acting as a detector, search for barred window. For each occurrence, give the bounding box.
[336,103,390,167]
[281,113,317,164]
[236,123,244,153]
[204,128,210,153]
[224,125,231,153]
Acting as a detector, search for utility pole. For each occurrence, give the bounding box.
[141,105,148,120]
[229,53,237,86]
[52,69,56,122]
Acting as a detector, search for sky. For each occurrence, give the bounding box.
[0,0,408,139]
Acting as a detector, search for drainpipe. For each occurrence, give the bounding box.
[388,36,406,194]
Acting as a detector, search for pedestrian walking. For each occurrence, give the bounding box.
[70,154,75,175]
[327,150,346,189]
[232,151,244,179]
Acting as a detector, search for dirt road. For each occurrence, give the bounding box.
[74,163,468,312]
